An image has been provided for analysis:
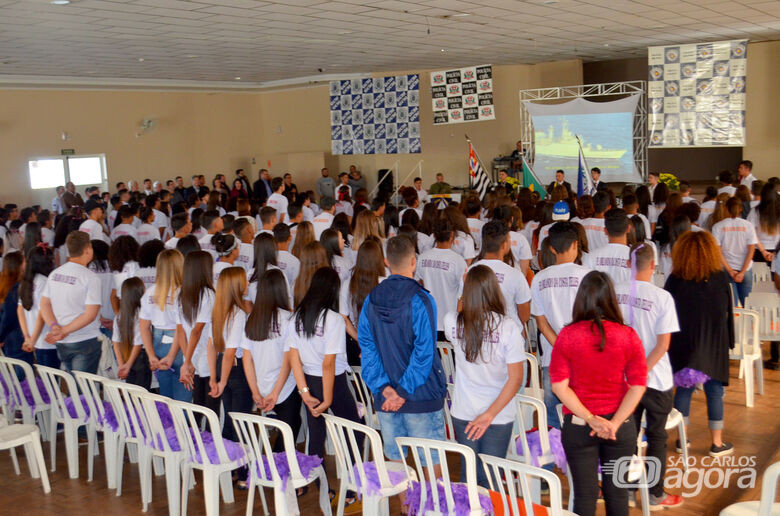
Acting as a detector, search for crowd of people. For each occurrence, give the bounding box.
[0,159,777,516]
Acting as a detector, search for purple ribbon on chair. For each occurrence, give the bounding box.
[515,427,568,473]
[63,395,118,431]
[351,462,408,497]
[403,480,493,516]
[673,368,710,388]
[254,451,323,490]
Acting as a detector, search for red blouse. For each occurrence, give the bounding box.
[549,320,647,416]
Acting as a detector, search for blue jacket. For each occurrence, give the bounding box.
[357,275,446,413]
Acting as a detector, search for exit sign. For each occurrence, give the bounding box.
[61,149,75,155]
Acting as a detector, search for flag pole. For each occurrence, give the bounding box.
[465,133,491,186]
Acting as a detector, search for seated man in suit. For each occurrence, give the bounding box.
[591,167,609,193]
[546,169,572,196]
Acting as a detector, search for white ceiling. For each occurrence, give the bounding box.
[0,0,778,86]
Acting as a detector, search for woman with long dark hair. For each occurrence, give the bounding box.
[658,214,691,277]
[666,231,734,457]
[748,182,779,263]
[18,246,57,367]
[550,271,647,516]
[242,269,300,450]
[320,228,351,284]
[293,241,329,307]
[0,252,31,365]
[288,267,362,504]
[340,239,385,363]
[112,277,151,388]
[176,251,218,413]
[445,265,525,488]
[108,235,140,313]
[22,222,42,258]
[290,221,314,260]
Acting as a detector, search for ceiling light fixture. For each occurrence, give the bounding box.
[186,54,199,58]
[234,76,241,80]
[451,13,470,17]
[137,58,145,62]
[50,0,70,5]
[441,48,446,52]
[542,0,557,4]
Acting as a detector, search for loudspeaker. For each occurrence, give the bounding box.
[377,169,393,193]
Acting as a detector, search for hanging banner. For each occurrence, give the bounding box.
[430,64,495,124]
[648,39,747,147]
[329,75,421,155]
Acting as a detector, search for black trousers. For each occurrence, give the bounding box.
[126,352,152,390]
[192,374,222,425]
[633,388,673,497]
[562,413,637,516]
[219,356,253,443]
[270,390,303,453]
[303,372,363,461]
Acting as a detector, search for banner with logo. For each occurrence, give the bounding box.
[430,64,495,124]
[648,39,747,147]
[329,75,421,155]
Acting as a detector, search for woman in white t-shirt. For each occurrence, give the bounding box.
[111,205,138,242]
[211,266,252,485]
[140,249,190,401]
[247,233,284,305]
[176,251,218,415]
[712,197,758,306]
[444,265,525,488]
[288,267,362,477]
[18,246,58,368]
[747,183,779,262]
[87,240,116,339]
[659,215,691,278]
[320,228,352,284]
[211,233,240,284]
[136,240,162,291]
[241,268,300,451]
[112,277,151,388]
[136,207,160,246]
[108,235,140,313]
[444,206,477,264]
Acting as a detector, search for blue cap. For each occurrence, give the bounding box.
[552,201,570,221]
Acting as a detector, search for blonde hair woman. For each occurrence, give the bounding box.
[352,210,383,252]
[290,221,315,260]
[140,249,188,400]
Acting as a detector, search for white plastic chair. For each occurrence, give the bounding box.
[97,332,119,380]
[437,341,456,383]
[720,461,780,515]
[324,413,414,516]
[35,364,98,480]
[102,379,146,496]
[651,270,666,288]
[348,366,380,432]
[522,352,543,401]
[441,383,456,443]
[0,357,51,437]
[72,370,119,488]
[751,262,772,290]
[176,401,247,516]
[731,308,764,407]
[0,418,50,493]
[395,436,487,516]
[479,453,575,516]
[745,292,780,342]
[127,389,186,515]
[509,395,573,511]
[230,411,331,516]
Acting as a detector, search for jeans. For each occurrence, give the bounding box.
[542,367,561,429]
[35,349,61,369]
[57,337,101,374]
[562,413,637,516]
[633,388,673,497]
[376,409,446,464]
[674,379,725,430]
[729,270,753,307]
[453,417,513,488]
[99,326,113,341]
[152,328,190,402]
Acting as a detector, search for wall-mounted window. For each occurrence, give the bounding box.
[28,154,107,190]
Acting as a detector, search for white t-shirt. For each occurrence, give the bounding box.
[92,269,115,321]
[136,223,159,245]
[399,207,423,223]
[277,250,301,289]
[467,218,485,251]
[466,259,531,326]
[112,223,138,242]
[331,254,352,285]
[521,221,539,247]
[581,218,608,251]
[139,285,178,330]
[198,233,218,260]
[583,243,631,286]
[112,260,139,299]
[444,312,525,425]
[223,308,246,359]
[452,231,477,261]
[164,236,180,250]
[312,212,335,240]
[415,247,467,331]
[629,213,652,241]
[339,276,386,325]
[712,217,758,271]
[152,209,169,232]
[509,231,533,270]
[648,204,664,225]
[614,280,680,391]
[740,173,758,188]
[136,266,157,291]
[747,209,779,252]
[416,188,429,204]
[41,227,55,246]
[175,288,215,377]
[213,261,232,284]
[417,232,435,255]
[235,242,254,273]
[335,201,354,218]
[698,200,716,227]
[288,309,349,376]
[42,261,102,343]
[530,262,591,367]
[267,193,289,224]
[241,308,297,403]
[80,219,110,244]
[19,274,53,350]
[111,314,142,347]
[302,205,315,222]
[718,185,737,197]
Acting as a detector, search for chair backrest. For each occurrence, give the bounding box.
[126,388,179,454]
[522,352,542,401]
[480,453,565,516]
[758,461,780,516]
[395,436,484,516]
[35,365,85,422]
[349,366,378,428]
[752,262,771,284]
[442,383,456,443]
[524,318,538,354]
[72,370,112,431]
[437,341,456,383]
[732,308,761,359]
[513,394,552,466]
[652,270,665,288]
[97,333,119,380]
[323,413,399,495]
[745,292,780,341]
[0,356,48,414]
[230,412,306,487]
[102,379,147,441]
[173,400,234,465]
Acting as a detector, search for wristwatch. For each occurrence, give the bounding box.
[298,386,309,395]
